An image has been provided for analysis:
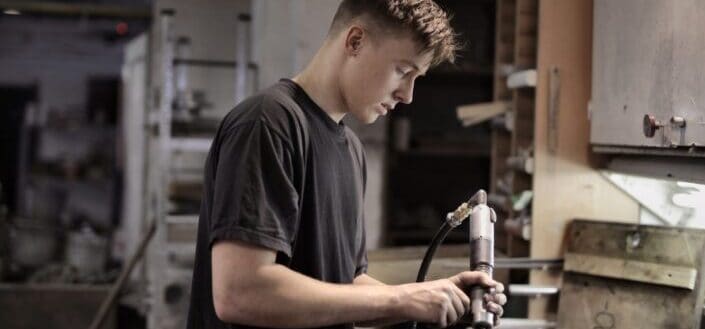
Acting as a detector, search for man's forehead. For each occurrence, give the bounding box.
[390,37,433,72]
[367,26,433,73]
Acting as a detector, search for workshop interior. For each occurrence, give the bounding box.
[1,0,705,328]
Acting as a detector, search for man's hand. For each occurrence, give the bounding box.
[395,278,469,328]
[449,271,506,326]
[394,271,506,328]
[392,271,506,328]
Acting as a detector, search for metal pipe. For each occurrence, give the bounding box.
[496,318,557,328]
[508,284,559,297]
[493,257,563,270]
[0,1,150,19]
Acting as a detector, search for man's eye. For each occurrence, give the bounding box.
[395,67,406,75]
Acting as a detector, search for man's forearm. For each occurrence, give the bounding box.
[351,274,407,327]
[215,264,402,328]
[211,242,501,328]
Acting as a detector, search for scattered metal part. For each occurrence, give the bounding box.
[627,231,641,250]
[643,114,664,138]
[671,116,686,128]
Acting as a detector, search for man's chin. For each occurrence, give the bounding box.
[351,111,379,124]
[364,114,379,124]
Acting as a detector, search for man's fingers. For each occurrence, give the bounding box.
[446,311,457,327]
[495,293,507,305]
[449,293,464,321]
[494,282,505,294]
[484,292,507,306]
[451,283,471,313]
[455,271,497,288]
[487,302,504,317]
[444,298,458,327]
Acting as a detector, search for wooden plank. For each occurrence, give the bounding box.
[507,69,536,88]
[564,252,697,290]
[556,221,705,328]
[558,273,698,329]
[529,0,641,319]
[457,101,510,127]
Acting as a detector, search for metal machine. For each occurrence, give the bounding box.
[120,1,256,328]
[413,189,497,329]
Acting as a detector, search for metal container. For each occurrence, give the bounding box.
[65,228,108,275]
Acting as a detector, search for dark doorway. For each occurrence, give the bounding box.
[0,85,38,214]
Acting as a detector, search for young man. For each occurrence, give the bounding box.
[187,1,506,328]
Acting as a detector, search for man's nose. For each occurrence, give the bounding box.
[395,79,415,104]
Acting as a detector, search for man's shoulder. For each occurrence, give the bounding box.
[221,81,307,139]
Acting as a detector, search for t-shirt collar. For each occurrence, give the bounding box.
[281,78,346,137]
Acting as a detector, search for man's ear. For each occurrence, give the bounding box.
[344,26,365,56]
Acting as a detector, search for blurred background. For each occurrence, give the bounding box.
[1,1,704,329]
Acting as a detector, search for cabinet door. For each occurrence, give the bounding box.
[590,0,705,152]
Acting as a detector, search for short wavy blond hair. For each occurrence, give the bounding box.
[330,0,458,67]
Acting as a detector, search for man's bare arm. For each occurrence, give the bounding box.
[212,241,400,328]
[352,274,407,327]
[212,240,499,328]
[353,273,386,286]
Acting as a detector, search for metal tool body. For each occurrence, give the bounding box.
[467,190,496,329]
[412,189,498,329]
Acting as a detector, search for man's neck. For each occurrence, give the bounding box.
[292,45,348,123]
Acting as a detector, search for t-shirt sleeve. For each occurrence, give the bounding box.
[209,117,300,258]
[354,224,368,277]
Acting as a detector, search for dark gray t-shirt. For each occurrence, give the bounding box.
[187,79,368,329]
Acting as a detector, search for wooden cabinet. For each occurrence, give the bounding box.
[528,0,641,320]
[590,0,705,154]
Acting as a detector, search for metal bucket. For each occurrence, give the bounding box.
[65,228,108,275]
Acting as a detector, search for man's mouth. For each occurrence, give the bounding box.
[375,103,395,116]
